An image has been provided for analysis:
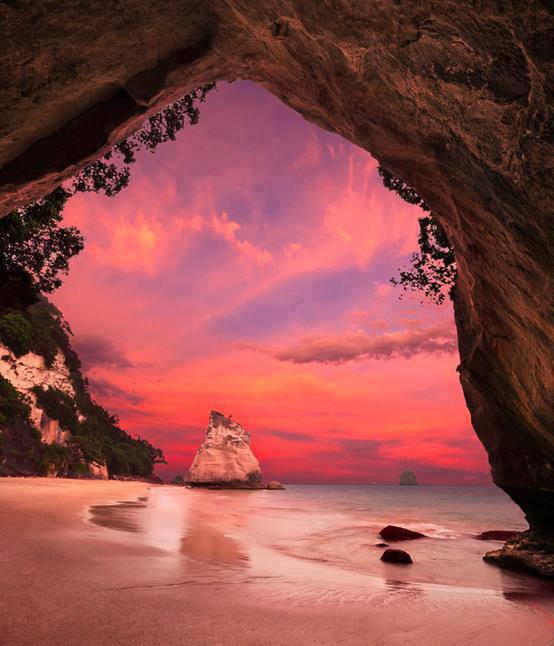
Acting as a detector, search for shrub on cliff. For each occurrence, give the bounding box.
[0,375,31,427]
[33,386,79,433]
[72,84,216,197]
[0,312,33,356]
[378,167,457,305]
[0,187,84,295]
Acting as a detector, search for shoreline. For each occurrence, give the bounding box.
[1,479,553,645]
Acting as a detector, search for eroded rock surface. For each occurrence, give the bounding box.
[483,530,554,579]
[0,1,552,571]
[186,411,262,487]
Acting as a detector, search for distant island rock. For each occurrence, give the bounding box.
[266,480,285,490]
[185,410,264,489]
[399,470,419,485]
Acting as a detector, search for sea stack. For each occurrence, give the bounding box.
[185,411,263,488]
[399,470,418,485]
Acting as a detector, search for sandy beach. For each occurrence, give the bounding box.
[0,479,553,646]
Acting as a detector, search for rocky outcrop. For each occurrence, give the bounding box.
[379,526,426,542]
[475,530,521,541]
[483,530,554,579]
[186,411,263,488]
[0,2,552,572]
[399,470,418,486]
[266,480,285,490]
[381,548,413,565]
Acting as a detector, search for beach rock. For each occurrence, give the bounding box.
[475,530,521,541]
[379,525,426,542]
[185,411,263,488]
[483,530,554,579]
[399,470,418,486]
[381,549,413,565]
[375,543,389,547]
[89,461,109,479]
[266,480,285,490]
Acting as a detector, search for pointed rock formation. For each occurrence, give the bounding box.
[399,470,418,486]
[185,411,263,488]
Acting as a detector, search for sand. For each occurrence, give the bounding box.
[0,479,552,646]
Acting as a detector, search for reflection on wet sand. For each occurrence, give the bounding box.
[89,489,251,567]
[181,521,249,565]
[89,500,147,533]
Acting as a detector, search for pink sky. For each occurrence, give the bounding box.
[53,81,490,484]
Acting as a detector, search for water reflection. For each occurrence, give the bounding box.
[89,499,147,533]
[89,488,251,567]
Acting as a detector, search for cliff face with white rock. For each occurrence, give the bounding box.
[0,342,74,444]
[186,411,262,487]
[0,299,159,480]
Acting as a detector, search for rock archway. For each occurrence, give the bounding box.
[0,2,552,567]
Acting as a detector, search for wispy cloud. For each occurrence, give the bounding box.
[241,322,457,365]
[88,377,143,405]
[73,335,132,369]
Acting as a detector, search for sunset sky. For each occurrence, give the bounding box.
[53,81,490,484]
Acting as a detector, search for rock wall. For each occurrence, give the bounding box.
[0,342,74,443]
[186,411,262,486]
[0,343,108,478]
[0,2,552,528]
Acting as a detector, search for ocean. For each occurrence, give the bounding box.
[84,483,554,644]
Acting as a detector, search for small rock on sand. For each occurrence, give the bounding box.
[381,549,413,564]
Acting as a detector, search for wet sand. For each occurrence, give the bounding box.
[0,479,553,645]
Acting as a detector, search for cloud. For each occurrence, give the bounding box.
[271,322,457,364]
[267,429,315,443]
[73,335,132,369]
[88,377,143,405]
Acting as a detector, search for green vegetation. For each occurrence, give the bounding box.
[33,386,78,433]
[0,375,31,427]
[0,312,33,356]
[32,382,165,478]
[378,167,457,305]
[0,188,84,295]
[72,84,216,198]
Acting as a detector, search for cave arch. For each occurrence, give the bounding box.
[0,2,552,541]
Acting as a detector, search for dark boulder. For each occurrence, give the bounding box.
[375,543,389,547]
[381,549,413,564]
[379,525,426,541]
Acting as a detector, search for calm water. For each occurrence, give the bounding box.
[85,484,554,644]
[87,484,552,594]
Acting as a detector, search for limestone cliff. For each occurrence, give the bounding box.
[186,411,263,487]
[0,299,161,479]
[0,341,105,478]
